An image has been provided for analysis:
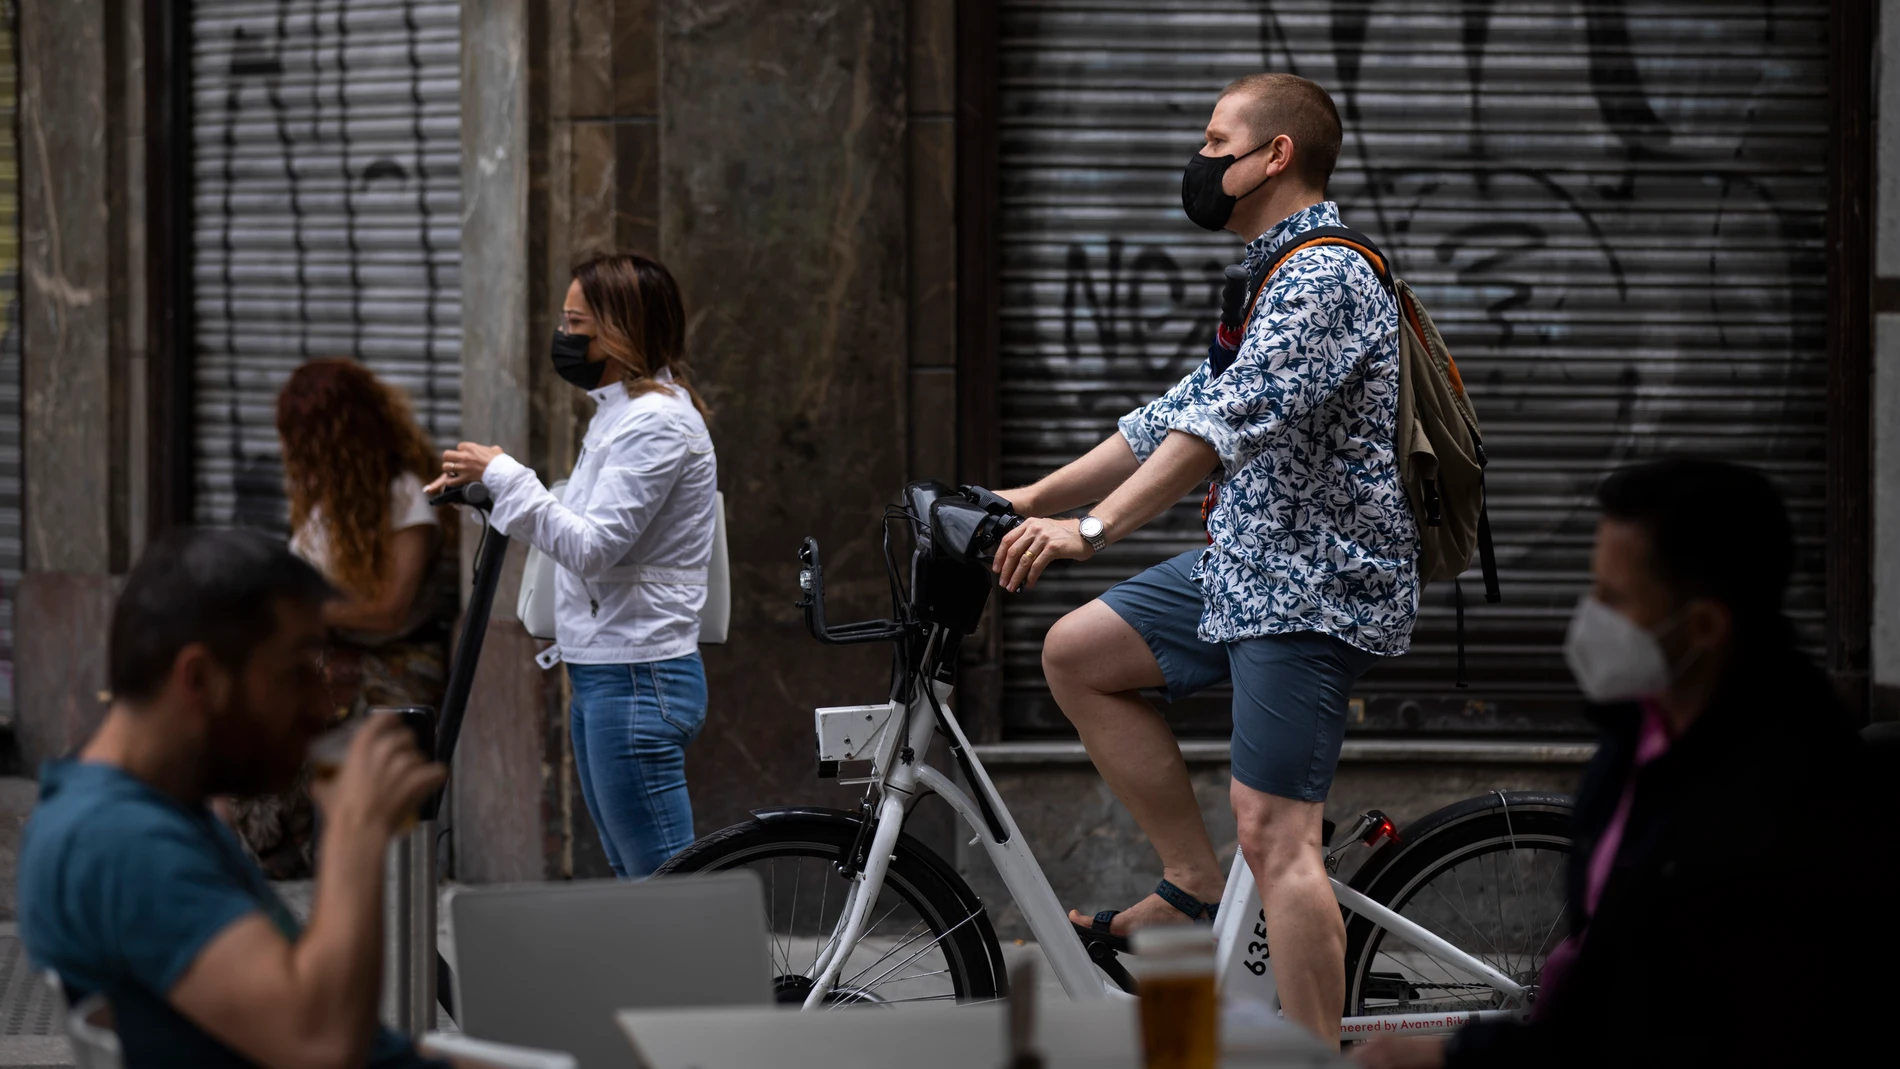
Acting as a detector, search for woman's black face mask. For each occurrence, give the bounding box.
[1180,139,1271,232]
[550,330,604,390]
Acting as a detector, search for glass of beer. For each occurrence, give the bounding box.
[307,707,436,833]
[1131,924,1219,1069]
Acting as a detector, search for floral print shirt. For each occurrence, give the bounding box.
[1118,201,1419,655]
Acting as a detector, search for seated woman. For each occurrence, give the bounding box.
[226,358,455,878]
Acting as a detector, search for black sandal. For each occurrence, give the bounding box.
[1071,878,1221,955]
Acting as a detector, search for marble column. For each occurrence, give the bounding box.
[453,0,563,882]
[13,0,141,764]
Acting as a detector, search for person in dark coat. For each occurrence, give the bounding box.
[1357,458,1896,1068]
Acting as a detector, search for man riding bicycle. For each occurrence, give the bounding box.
[994,73,1416,1044]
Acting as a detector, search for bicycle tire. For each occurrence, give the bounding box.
[655,816,1008,1005]
[1342,792,1574,1018]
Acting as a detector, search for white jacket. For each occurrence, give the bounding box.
[482,371,718,664]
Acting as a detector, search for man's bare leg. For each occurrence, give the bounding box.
[1044,600,1225,935]
[1230,779,1340,1044]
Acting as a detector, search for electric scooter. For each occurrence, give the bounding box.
[383,479,509,1034]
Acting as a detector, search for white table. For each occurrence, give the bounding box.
[617,999,1345,1069]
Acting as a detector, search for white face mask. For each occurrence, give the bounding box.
[1562,595,1687,703]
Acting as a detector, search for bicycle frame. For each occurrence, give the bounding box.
[789,494,1528,1032]
[801,675,1527,1033]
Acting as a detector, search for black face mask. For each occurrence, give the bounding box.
[551,330,605,390]
[1180,141,1271,232]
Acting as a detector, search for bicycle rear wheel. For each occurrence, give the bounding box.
[655,813,1007,1006]
[1342,792,1573,1018]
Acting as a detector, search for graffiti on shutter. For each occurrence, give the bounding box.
[998,1,1829,735]
[191,0,462,531]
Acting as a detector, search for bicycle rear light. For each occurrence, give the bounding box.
[1359,811,1400,847]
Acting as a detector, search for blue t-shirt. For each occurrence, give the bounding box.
[18,760,445,1069]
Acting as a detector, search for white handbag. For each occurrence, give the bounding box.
[699,492,731,644]
[515,483,730,647]
[515,481,568,642]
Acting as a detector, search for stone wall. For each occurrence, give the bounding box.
[12,0,148,767]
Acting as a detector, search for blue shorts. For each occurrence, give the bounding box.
[1097,549,1379,802]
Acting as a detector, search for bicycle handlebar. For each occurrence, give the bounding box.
[797,537,912,646]
[795,484,1022,647]
[419,478,502,816]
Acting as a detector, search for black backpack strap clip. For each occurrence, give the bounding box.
[1473,436,1500,604]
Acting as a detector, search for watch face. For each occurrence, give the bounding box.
[1080,517,1104,540]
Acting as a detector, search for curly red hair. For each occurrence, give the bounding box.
[276,359,441,598]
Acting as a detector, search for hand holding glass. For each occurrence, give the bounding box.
[308,710,441,836]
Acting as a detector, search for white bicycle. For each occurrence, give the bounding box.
[657,483,1573,1036]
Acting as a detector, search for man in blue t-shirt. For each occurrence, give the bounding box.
[18,529,483,1068]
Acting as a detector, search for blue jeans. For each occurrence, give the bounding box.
[566,654,707,877]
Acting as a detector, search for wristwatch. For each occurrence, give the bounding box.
[1078,515,1108,552]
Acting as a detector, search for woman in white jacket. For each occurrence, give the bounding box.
[429,253,717,876]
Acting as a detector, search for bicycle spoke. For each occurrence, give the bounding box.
[678,823,996,1006]
[769,861,788,975]
[1486,850,1512,979]
[809,884,862,980]
[810,867,831,976]
[836,918,931,990]
[1352,823,1569,1018]
[819,899,910,981]
[1496,797,1529,976]
[1447,858,1491,969]
[787,858,802,975]
[1529,903,1570,967]
[1421,879,1509,968]
[880,968,951,985]
[838,909,984,1004]
[1372,934,1476,1011]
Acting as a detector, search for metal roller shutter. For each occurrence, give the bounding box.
[191,0,461,531]
[1,5,19,720]
[997,1,1830,736]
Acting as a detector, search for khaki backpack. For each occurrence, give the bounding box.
[1235,225,1501,681]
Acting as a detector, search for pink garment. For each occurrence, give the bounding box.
[1585,704,1673,913]
[1532,702,1674,1020]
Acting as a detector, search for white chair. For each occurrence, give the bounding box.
[616,1001,1142,1069]
[449,873,772,1068]
[423,1031,579,1069]
[62,992,124,1069]
[47,968,570,1069]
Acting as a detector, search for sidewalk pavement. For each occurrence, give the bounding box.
[0,777,62,1067]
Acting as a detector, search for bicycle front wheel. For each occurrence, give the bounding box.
[655,813,1008,1007]
[1342,792,1574,1019]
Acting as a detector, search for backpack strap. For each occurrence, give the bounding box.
[1474,438,1501,604]
[1242,225,1395,330]
[1205,226,1400,541]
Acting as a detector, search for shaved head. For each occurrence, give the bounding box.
[1219,73,1343,192]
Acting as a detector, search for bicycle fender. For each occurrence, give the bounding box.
[746,806,991,921]
[1345,791,1575,895]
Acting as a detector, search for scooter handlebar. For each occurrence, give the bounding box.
[429,481,493,511]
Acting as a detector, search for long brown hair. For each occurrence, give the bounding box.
[572,252,712,418]
[276,358,441,598]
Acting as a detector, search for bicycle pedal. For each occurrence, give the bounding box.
[1084,940,1139,994]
